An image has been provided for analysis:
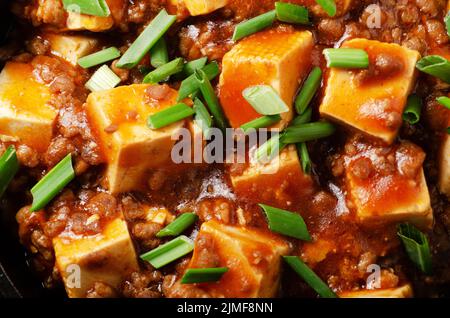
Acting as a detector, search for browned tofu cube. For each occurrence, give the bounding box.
[230,145,314,208]
[219,28,313,129]
[86,84,187,194]
[173,220,290,297]
[320,39,421,144]
[339,284,413,298]
[0,60,57,152]
[53,217,139,298]
[343,139,432,228]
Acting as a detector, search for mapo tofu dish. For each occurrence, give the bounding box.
[0,0,449,298]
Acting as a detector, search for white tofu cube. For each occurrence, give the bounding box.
[343,140,433,228]
[230,145,314,208]
[44,34,99,65]
[183,0,228,16]
[86,84,187,194]
[53,218,139,298]
[339,284,413,298]
[320,39,421,144]
[180,220,290,297]
[0,60,57,152]
[219,29,313,129]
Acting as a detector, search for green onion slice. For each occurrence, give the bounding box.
[445,11,450,38]
[281,122,336,144]
[259,204,311,241]
[195,69,228,131]
[240,115,282,132]
[437,96,450,110]
[275,2,309,24]
[143,58,184,84]
[254,134,286,163]
[140,235,194,269]
[243,85,289,115]
[0,146,19,197]
[147,103,195,129]
[62,0,110,17]
[183,57,208,77]
[77,47,120,69]
[402,94,422,125]
[315,0,337,17]
[150,37,169,68]
[181,267,228,284]
[447,127,450,134]
[324,48,369,69]
[297,142,311,174]
[30,154,75,212]
[193,98,213,139]
[283,256,337,298]
[85,65,121,92]
[232,10,276,41]
[295,67,322,115]
[116,9,176,69]
[291,107,313,127]
[156,213,198,238]
[178,62,220,101]
[416,55,450,83]
[398,223,432,275]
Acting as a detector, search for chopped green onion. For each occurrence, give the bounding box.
[195,69,228,131]
[183,57,208,77]
[77,47,120,69]
[0,146,19,197]
[62,0,110,17]
[297,142,311,174]
[416,55,450,83]
[140,235,194,269]
[240,115,282,132]
[156,213,198,238]
[254,134,286,163]
[437,96,450,110]
[295,67,322,115]
[150,37,169,68]
[445,11,450,38]
[181,267,228,284]
[178,62,220,101]
[193,98,213,138]
[280,122,336,144]
[143,58,184,84]
[398,223,432,274]
[447,127,450,134]
[147,103,195,129]
[232,10,276,41]
[283,256,337,298]
[30,154,74,212]
[275,2,309,25]
[324,48,369,69]
[243,85,289,115]
[259,204,311,241]
[116,9,176,69]
[291,107,313,127]
[85,65,121,92]
[402,94,422,124]
[315,0,337,17]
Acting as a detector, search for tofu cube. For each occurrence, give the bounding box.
[219,29,313,129]
[320,39,421,144]
[344,140,433,228]
[339,284,413,298]
[66,0,125,32]
[0,61,56,152]
[439,120,450,197]
[183,0,228,16]
[86,84,187,194]
[230,145,314,208]
[44,34,99,65]
[184,220,290,297]
[53,218,139,298]
[145,206,175,225]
